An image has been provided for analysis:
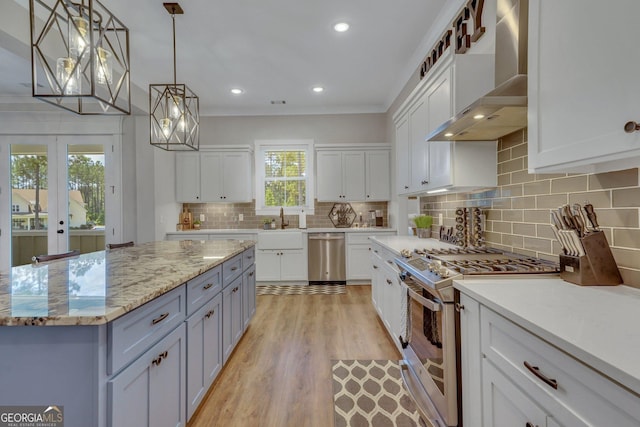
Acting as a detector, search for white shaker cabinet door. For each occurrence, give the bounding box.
[528,0,640,173]
[409,95,429,191]
[222,152,252,202]
[342,151,366,201]
[365,150,390,201]
[395,116,411,194]
[176,153,201,202]
[316,151,344,201]
[199,152,224,201]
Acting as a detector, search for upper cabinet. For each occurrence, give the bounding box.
[394,50,497,196]
[176,147,253,203]
[316,146,390,202]
[528,0,640,174]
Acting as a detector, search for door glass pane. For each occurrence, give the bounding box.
[10,144,48,267]
[68,145,105,254]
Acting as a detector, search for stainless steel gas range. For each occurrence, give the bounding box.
[394,248,559,427]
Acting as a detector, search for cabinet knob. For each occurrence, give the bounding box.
[386,279,392,285]
[404,185,409,189]
[455,303,465,312]
[421,180,429,185]
[624,121,640,133]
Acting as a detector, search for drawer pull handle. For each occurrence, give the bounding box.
[151,312,169,325]
[387,260,393,265]
[203,283,213,290]
[205,309,215,319]
[525,423,538,427]
[524,361,558,390]
[232,286,239,293]
[374,250,378,253]
[151,351,168,366]
[373,265,379,269]
[249,272,254,277]
[247,255,253,259]
[231,266,238,271]
[386,279,392,285]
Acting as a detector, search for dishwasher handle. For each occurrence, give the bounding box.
[308,234,345,240]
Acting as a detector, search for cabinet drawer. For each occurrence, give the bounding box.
[242,247,255,270]
[371,245,399,272]
[481,307,640,426]
[347,233,372,245]
[108,286,186,375]
[186,265,222,316]
[223,253,243,285]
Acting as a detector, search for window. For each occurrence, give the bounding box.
[255,140,314,215]
[12,205,20,213]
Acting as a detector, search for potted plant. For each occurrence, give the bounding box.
[263,218,272,230]
[413,215,433,238]
[193,219,201,230]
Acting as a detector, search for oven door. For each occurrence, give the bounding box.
[402,279,458,426]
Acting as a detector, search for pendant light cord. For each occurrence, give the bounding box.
[172,10,177,85]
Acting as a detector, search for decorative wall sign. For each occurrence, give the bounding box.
[419,0,486,79]
[328,203,356,228]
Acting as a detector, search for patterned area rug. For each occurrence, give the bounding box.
[256,284,346,295]
[332,360,428,427]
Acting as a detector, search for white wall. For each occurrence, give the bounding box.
[199,113,387,146]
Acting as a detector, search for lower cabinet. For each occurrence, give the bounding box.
[346,232,395,281]
[109,323,187,427]
[481,359,553,427]
[255,249,307,281]
[460,290,640,427]
[222,274,243,364]
[186,293,223,420]
[370,242,404,352]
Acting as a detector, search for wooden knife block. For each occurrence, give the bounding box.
[560,231,622,286]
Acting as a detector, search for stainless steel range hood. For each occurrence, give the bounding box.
[428,0,528,141]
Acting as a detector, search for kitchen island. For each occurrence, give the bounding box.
[0,239,256,427]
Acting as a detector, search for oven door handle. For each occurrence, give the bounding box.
[406,285,442,312]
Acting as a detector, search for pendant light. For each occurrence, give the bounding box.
[30,0,131,114]
[149,2,200,151]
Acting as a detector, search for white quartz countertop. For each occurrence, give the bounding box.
[369,235,456,255]
[454,277,640,396]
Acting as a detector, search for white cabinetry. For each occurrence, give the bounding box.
[255,231,308,282]
[176,147,252,203]
[528,0,640,174]
[370,241,404,352]
[346,232,395,281]
[459,290,640,427]
[394,49,496,195]
[316,147,391,202]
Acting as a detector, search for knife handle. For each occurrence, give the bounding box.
[583,203,599,230]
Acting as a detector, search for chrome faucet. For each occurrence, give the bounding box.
[280,207,289,229]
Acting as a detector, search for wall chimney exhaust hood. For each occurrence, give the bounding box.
[428,0,528,142]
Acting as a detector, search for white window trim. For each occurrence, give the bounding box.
[254,139,315,216]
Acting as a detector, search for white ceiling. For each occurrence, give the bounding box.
[2,0,450,116]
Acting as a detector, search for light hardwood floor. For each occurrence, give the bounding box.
[188,285,400,427]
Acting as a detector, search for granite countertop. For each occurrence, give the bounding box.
[0,240,255,327]
[454,277,640,396]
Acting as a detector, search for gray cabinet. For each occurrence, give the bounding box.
[186,293,222,420]
[222,274,243,364]
[109,323,187,427]
[242,263,256,331]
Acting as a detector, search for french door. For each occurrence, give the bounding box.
[1,135,121,269]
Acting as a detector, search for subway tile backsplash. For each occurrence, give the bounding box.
[181,200,388,230]
[421,128,640,288]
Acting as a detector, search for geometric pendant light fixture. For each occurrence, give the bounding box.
[149,2,199,151]
[29,0,131,115]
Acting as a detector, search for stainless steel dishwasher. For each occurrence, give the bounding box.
[308,232,346,284]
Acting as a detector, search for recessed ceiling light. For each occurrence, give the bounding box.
[444,132,454,137]
[334,22,350,32]
[230,88,244,95]
[473,114,485,120]
[312,86,324,93]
